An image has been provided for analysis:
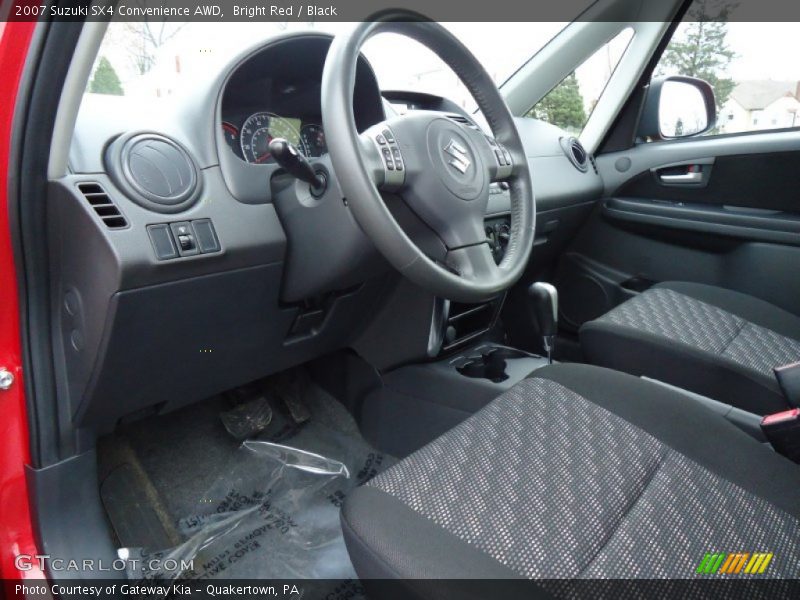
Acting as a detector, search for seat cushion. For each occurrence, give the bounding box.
[580,282,800,414]
[341,364,800,596]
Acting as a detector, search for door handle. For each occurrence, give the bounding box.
[659,171,703,184]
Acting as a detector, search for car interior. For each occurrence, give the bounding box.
[10,0,800,594]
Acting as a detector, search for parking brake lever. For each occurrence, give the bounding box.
[269,138,326,191]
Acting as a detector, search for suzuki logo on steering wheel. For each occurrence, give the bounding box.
[443,139,471,174]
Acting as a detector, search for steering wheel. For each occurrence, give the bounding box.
[321,15,535,303]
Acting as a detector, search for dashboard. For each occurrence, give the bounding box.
[61,31,604,433]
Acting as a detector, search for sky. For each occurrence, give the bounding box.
[92,21,800,113]
[96,21,567,104]
[725,23,800,81]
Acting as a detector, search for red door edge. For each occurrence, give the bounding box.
[0,18,45,586]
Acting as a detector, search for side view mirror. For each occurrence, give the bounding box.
[639,76,716,140]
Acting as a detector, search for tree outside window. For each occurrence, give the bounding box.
[528,73,586,134]
[88,56,124,96]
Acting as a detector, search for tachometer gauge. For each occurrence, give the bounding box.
[221,121,239,152]
[300,124,327,157]
[240,112,305,164]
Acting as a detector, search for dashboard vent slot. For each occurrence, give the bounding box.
[77,182,128,229]
[589,155,599,174]
[560,137,589,173]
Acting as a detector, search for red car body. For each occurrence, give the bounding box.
[0,17,43,587]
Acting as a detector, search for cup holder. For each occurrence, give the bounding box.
[456,348,530,383]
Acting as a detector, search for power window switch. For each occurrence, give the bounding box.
[170,221,199,256]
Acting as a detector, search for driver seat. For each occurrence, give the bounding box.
[341,364,800,595]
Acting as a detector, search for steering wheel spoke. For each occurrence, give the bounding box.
[359,122,407,191]
[446,243,502,285]
[481,135,516,182]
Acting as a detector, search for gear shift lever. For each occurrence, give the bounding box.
[528,282,558,363]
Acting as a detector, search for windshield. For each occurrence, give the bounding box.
[89,21,567,112]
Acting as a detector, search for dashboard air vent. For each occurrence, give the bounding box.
[77,182,128,229]
[106,133,200,214]
[560,136,589,173]
[446,114,480,131]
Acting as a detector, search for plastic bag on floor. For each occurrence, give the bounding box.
[120,431,387,593]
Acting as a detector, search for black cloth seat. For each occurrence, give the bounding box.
[341,364,800,596]
[580,282,800,414]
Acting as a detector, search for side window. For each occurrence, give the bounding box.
[654,0,800,136]
[527,28,633,135]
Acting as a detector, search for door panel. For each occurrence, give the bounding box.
[603,197,800,246]
[555,137,800,331]
[598,129,800,196]
[614,150,800,212]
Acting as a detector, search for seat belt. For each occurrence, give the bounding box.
[761,408,800,464]
[761,362,800,463]
[774,361,800,408]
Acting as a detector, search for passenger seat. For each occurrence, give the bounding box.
[580,282,800,414]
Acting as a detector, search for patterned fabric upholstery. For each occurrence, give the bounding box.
[723,323,800,378]
[595,288,800,378]
[368,378,800,579]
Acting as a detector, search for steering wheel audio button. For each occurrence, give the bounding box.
[381,146,395,170]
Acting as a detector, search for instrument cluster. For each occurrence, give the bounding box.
[221,112,327,164]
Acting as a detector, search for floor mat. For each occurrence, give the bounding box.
[102,373,394,592]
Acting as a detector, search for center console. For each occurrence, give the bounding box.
[428,297,506,356]
[360,342,549,457]
[428,196,512,356]
[361,278,561,457]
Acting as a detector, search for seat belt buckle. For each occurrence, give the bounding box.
[761,408,800,463]
[773,361,800,408]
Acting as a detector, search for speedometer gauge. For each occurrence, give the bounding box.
[240,112,306,164]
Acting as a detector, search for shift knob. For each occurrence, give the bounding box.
[528,282,558,362]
